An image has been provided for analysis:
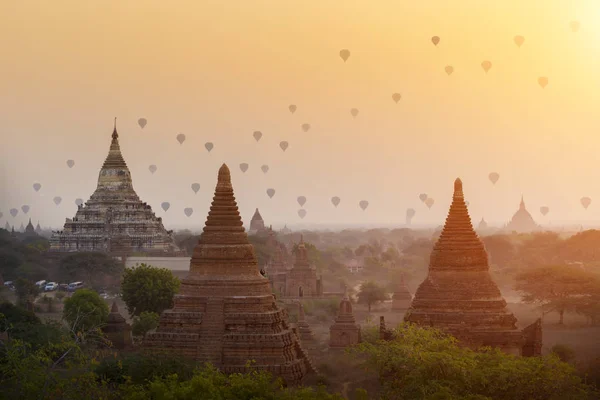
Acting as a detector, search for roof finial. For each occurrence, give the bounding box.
[112,117,118,139]
[520,195,525,210]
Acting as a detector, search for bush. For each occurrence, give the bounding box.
[132,311,160,337]
[121,264,180,317]
[552,344,576,363]
[63,289,109,333]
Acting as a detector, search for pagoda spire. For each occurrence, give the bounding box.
[101,118,127,170]
[429,178,489,271]
[519,195,526,210]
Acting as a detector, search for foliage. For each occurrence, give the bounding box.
[481,235,516,267]
[292,241,322,267]
[551,344,576,363]
[121,263,180,317]
[357,281,389,312]
[63,289,110,333]
[350,323,596,400]
[14,278,40,309]
[132,311,160,337]
[59,252,124,291]
[119,364,344,400]
[301,298,340,318]
[0,229,54,282]
[515,265,600,324]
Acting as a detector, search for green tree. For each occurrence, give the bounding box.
[121,263,180,317]
[63,289,109,333]
[357,281,389,312]
[59,252,123,291]
[516,265,599,324]
[14,278,40,310]
[132,311,160,337]
[551,344,576,363]
[350,323,595,400]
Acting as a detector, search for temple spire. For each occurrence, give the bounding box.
[112,117,118,139]
[520,195,525,210]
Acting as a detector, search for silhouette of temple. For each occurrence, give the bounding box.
[503,196,540,233]
[49,120,184,256]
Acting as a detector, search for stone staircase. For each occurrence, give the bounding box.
[197,298,225,366]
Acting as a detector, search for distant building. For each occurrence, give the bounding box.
[248,208,266,234]
[345,258,364,274]
[478,218,488,231]
[24,218,37,237]
[49,120,184,257]
[503,196,540,233]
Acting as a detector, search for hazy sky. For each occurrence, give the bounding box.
[2,1,600,230]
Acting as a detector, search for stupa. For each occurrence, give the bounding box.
[503,196,539,233]
[296,302,317,349]
[19,223,24,233]
[35,222,42,235]
[405,179,541,355]
[145,164,310,385]
[249,208,266,234]
[478,218,488,231]
[102,301,133,349]
[4,222,9,231]
[24,219,36,237]
[266,235,289,296]
[329,291,361,348]
[49,120,184,256]
[391,273,412,311]
[285,236,322,298]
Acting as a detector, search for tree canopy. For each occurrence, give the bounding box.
[121,264,180,317]
[63,289,110,333]
[59,252,123,291]
[357,281,389,312]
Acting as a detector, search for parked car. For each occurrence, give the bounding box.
[58,283,69,291]
[44,282,58,292]
[35,280,47,288]
[67,282,84,292]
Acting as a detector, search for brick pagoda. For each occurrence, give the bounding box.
[405,178,541,355]
[329,291,361,348]
[145,164,310,385]
[391,273,412,311]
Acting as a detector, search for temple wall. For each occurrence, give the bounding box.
[125,256,190,272]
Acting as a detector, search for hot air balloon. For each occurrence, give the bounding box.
[21,205,30,214]
[359,200,369,211]
[239,163,249,173]
[538,77,548,88]
[581,197,592,210]
[489,172,500,185]
[138,118,147,128]
[431,36,440,46]
[205,142,214,152]
[331,196,341,207]
[289,105,297,114]
[33,183,41,192]
[419,193,428,202]
[297,196,307,207]
[350,108,359,118]
[392,93,401,103]
[445,66,454,75]
[266,188,275,198]
[53,196,62,205]
[75,198,83,206]
[253,131,262,142]
[514,35,525,47]
[406,208,416,218]
[149,165,157,174]
[425,198,435,209]
[191,183,200,194]
[161,202,170,212]
[261,165,269,174]
[280,141,289,152]
[570,21,580,32]
[540,206,549,216]
[301,123,311,132]
[339,49,350,62]
[66,160,75,168]
[176,133,186,144]
[184,207,193,217]
[10,208,18,217]
[481,60,492,73]
[298,209,307,219]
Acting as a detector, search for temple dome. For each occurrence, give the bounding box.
[503,196,539,233]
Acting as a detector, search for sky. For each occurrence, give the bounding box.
[1,0,600,230]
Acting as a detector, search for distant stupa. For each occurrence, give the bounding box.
[503,196,539,233]
[478,218,488,230]
[249,208,266,234]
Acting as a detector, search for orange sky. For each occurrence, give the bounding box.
[1,0,600,229]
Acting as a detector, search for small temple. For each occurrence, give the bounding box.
[391,273,412,311]
[145,164,310,385]
[405,179,542,356]
[478,217,488,231]
[503,196,540,233]
[284,236,322,298]
[24,219,36,237]
[265,228,289,296]
[248,208,266,234]
[35,222,42,235]
[295,302,317,351]
[102,302,133,349]
[49,120,184,257]
[19,223,24,233]
[329,290,361,348]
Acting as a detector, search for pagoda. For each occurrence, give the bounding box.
[265,230,289,296]
[285,236,322,298]
[295,302,317,349]
[405,179,541,355]
[4,222,9,231]
[102,302,133,349]
[329,291,361,348]
[391,273,412,311]
[478,218,488,231]
[24,219,37,237]
[503,196,539,233]
[35,222,42,235]
[249,208,266,234]
[49,120,184,256]
[145,164,310,385]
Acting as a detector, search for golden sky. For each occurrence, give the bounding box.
[1,0,600,229]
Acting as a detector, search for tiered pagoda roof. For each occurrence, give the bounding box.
[504,197,539,233]
[145,164,310,385]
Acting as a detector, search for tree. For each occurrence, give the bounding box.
[14,278,39,310]
[132,311,160,337]
[357,281,389,312]
[515,265,599,324]
[350,323,595,400]
[63,289,109,333]
[121,263,180,317]
[481,234,516,268]
[59,252,123,291]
